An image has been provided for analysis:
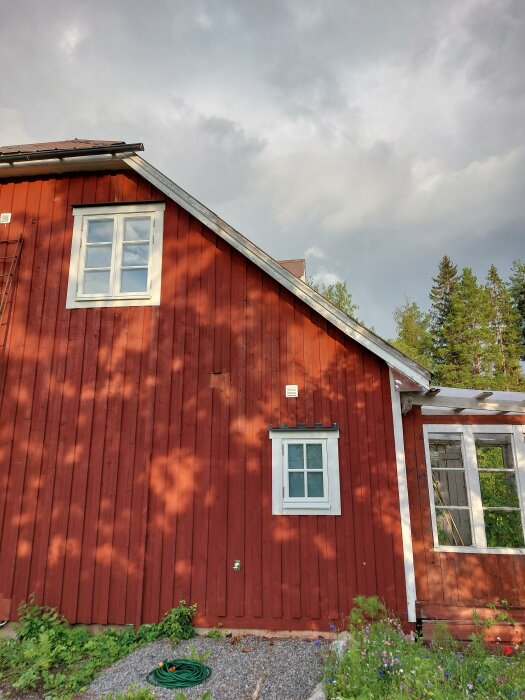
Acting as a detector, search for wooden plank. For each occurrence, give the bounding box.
[403,409,430,603]
[11,177,64,610]
[213,240,231,619]
[353,349,377,596]
[335,335,356,620]
[260,275,277,620]
[0,180,35,606]
[244,263,263,619]
[189,225,215,614]
[381,365,409,615]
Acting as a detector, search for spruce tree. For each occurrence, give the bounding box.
[390,299,433,369]
[509,259,525,360]
[429,256,458,374]
[437,268,496,388]
[485,265,524,390]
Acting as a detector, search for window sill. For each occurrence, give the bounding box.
[433,545,525,555]
[66,295,159,309]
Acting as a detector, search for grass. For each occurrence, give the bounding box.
[323,596,525,699]
[0,597,197,699]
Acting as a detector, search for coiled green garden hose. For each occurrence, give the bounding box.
[146,659,212,688]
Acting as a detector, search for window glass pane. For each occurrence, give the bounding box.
[432,470,469,507]
[429,439,464,469]
[479,472,520,508]
[123,243,149,266]
[307,472,324,498]
[475,437,513,470]
[484,511,525,548]
[289,472,305,497]
[121,268,148,293]
[87,219,114,243]
[84,270,110,294]
[124,217,150,241]
[85,245,112,269]
[436,508,472,546]
[306,444,323,469]
[288,444,304,470]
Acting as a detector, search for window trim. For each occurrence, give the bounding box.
[423,424,525,554]
[269,427,341,516]
[66,202,165,309]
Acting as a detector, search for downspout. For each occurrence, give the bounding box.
[388,369,417,622]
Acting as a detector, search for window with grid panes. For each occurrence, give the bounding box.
[66,203,165,308]
[269,427,341,515]
[424,425,525,552]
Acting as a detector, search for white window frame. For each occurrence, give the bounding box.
[269,428,341,516]
[66,202,165,309]
[423,424,525,554]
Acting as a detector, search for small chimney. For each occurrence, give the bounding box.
[278,259,306,281]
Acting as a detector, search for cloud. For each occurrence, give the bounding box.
[0,0,523,336]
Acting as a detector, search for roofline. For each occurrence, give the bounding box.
[0,142,144,164]
[124,154,431,388]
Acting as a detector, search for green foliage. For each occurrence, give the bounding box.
[485,265,524,390]
[102,684,158,699]
[309,279,359,319]
[187,641,212,663]
[206,628,222,638]
[509,259,525,360]
[325,597,525,699]
[0,598,197,699]
[157,600,197,644]
[390,299,433,369]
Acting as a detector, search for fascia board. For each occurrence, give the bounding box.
[124,154,431,389]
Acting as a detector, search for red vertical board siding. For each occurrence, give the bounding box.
[0,169,411,630]
[404,408,525,621]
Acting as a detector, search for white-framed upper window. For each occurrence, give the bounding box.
[269,427,341,515]
[66,202,165,308]
[423,424,525,554]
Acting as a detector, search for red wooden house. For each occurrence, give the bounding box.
[0,140,523,638]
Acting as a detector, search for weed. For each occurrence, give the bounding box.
[206,628,223,639]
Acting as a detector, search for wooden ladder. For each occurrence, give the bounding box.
[0,235,23,354]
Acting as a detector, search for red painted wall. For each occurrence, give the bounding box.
[403,408,525,624]
[0,169,408,630]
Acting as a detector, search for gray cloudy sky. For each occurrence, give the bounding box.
[1,0,524,336]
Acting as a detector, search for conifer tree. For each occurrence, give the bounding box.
[485,265,523,390]
[509,259,525,360]
[390,299,433,369]
[437,268,496,388]
[429,256,458,374]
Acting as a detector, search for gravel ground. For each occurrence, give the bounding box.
[83,634,327,700]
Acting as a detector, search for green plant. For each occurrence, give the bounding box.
[325,596,525,699]
[187,641,212,663]
[0,597,198,699]
[206,628,222,639]
[159,600,197,644]
[103,684,157,699]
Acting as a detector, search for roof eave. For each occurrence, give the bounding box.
[124,153,431,389]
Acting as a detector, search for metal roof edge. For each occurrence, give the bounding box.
[124,154,431,389]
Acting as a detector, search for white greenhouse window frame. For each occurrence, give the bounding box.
[269,427,341,516]
[423,424,525,554]
[66,202,165,309]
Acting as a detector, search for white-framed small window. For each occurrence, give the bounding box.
[66,202,165,309]
[423,424,525,554]
[269,427,341,515]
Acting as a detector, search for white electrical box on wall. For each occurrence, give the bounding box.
[285,384,299,398]
[0,213,11,224]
